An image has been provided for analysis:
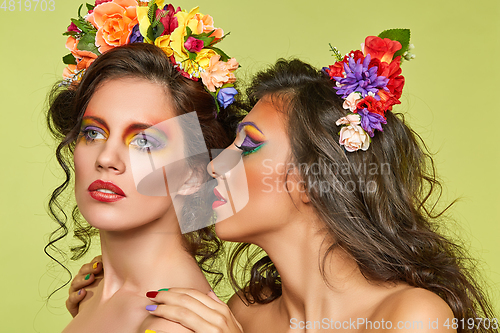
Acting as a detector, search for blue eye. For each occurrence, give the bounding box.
[130,133,165,152]
[80,126,105,142]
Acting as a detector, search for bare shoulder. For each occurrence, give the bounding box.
[371,287,455,333]
[227,289,280,332]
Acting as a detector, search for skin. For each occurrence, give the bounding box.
[64,77,212,333]
[68,96,456,333]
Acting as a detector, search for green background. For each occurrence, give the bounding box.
[0,0,498,331]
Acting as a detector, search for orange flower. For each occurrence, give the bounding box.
[87,0,138,53]
[200,55,238,92]
[63,36,98,80]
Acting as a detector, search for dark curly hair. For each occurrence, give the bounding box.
[45,43,246,294]
[228,58,497,332]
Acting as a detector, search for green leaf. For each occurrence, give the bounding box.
[209,46,230,62]
[184,26,192,42]
[378,28,411,59]
[188,51,197,61]
[211,31,229,46]
[62,53,77,65]
[77,33,100,55]
[148,1,157,25]
[77,4,83,17]
[194,35,215,47]
[153,22,165,40]
[86,3,95,12]
[147,25,155,43]
[62,31,80,37]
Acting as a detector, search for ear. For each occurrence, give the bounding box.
[176,169,204,196]
[298,180,311,204]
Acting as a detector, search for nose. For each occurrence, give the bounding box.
[207,146,242,179]
[95,140,126,174]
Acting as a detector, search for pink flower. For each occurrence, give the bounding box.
[336,114,361,126]
[342,92,362,112]
[200,55,238,92]
[338,124,370,152]
[184,36,204,53]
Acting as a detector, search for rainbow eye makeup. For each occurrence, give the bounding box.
[79,119,107,143]
[235,122,267,156]
[128,132,166,152]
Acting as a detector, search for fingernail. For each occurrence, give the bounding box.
[78,289,82,295]
[145,305,157,311]
[145,330,156,333]
[92,262,98,269]
[158,288,169,291]
[84,274,91,280]
[146,291,158,298]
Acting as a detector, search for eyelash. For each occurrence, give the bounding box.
[79,127,164,152]
[79,126,105,142]
[235,137,265,156]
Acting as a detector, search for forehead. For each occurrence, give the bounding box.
[84,77,175,126]
[242,97,287,133]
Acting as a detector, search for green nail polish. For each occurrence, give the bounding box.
[158,288,169,291]
[85,273,91,280]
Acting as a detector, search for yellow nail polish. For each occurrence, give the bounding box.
[92,262,98,269]
[145,330,156,333]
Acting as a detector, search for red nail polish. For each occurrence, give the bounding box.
[146,291,158,298]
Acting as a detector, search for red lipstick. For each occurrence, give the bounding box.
[212,188,227,209]
[88,180,126,203]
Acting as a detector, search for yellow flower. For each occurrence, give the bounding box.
[136,5,152,43]
[170,7,200,63]
[155,35,173,57]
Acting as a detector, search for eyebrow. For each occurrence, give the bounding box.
[82,116,161,139]
[237,121,264,135]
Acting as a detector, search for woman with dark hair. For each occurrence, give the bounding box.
[67,33,498,333]
[46,2,243,332]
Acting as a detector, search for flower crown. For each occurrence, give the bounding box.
[323,29,414,152]
[61,0,239,112]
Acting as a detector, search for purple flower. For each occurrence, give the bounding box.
[184,37,204,53]
[357,108,387,137]
[129,24,143,44]
[217,87,238,109]
[334,54,389,99]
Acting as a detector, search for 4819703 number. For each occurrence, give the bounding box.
[1,0,55,11]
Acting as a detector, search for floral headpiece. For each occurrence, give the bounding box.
[323,29,414,152]
[62,0,239,112]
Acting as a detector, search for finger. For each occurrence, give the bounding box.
[69,271,97,294]
[151,288,224,312]
[207,290,224,305]
[146,303,222,333]
[66,288,86,317]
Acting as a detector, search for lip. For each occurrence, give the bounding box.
[88,180,126,203]
[212,187,227,209]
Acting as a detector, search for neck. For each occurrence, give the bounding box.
[98,208,210,300]
[255,212,391,322]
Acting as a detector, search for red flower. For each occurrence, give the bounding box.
[95,0,112,5]
[378,90,401,111]
[363,36,401,63]
[356,96,385,118]
[324,61,344,79]
[157,4,181,36]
